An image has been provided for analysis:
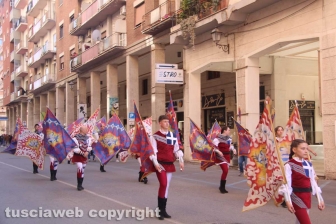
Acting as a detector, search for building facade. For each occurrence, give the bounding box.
[1,0,336,179]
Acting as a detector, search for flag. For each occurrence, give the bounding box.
[42,108,77,163]
[189,119,214,162]
[233,119,251,157]
[207,121,221,141]
[67,117,84,134]
[243,100,284,211]
[167,91,183,149]
[93,114,131,165]
[129,103,155,178]
[71,107,100,142]
[128,117,152,140]
[15,126,45,170]
[95,116,107,132]
[284,104,304,141]
[2,118,22,155]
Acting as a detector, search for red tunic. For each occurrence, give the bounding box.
[214,142,230,164]
[287,159,312,209]
[153,131,176,172]
[72,135,89,164]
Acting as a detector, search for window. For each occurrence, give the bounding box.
[207,71,220,80]
[259,86,265,100]
[59,25,64,38]
[119,33,126,46]
[142,79,148,95]
[60,56,64,70]
[135,3,145,27]
[70,14,74,23]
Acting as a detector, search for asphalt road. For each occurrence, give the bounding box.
[0,146,335,224]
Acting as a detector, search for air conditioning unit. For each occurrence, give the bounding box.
[87,29,91,38]
[120,5,126,16]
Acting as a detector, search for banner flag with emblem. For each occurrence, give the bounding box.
[233,118,251,157]
[2,118,23,155]
[93,114,131,165]
[42,108,77,163]
[167,91,183,149]
[67,117,84,135]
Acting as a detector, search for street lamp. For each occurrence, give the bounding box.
[211,28,229,54]
[68,80,75,90]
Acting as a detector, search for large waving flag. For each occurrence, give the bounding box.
[42,108,77,163]
[167,91,183,149]
[96,116,107,132]
[71,107,100,142]
[129,103,155,178]
[15,126,45,170]
[93,115,131,165]
[189,119,214,162]
[67,117,84,134]
[207,121,221,141]
[2,118,22,155]
[243,99,284,211]
[128,117,152,140]
[284,104,304,141]
[233,118,251,157]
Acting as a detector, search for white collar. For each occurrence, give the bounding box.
[293,157,304,162]
[160,129,169,135]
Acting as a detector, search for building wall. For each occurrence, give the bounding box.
[126,0,148,46]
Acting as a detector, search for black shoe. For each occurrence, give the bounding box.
[219,180,228,194]
[77,178,84,191]
[143,177,148,184]
[162,198,171,218]
[68,160,70,164]
[50,170,53,181]
[53,170,57,181]
[100,165,106,172]
[33,164,38,174]
[138,171,144,182]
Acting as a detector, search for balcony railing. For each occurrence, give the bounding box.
[10,8,20,22]
[11,72,15,82]
[15,64,28,77]
[142,0,176,35]
[32,73,56,93]
[26,0,48,18]
[28,44,56,68]
[69,0,126,36]
[71,33,126,72]
[16,41,28,55]
[14,16,28,32]
[15,0,28,10]
[10,51,21,62]
[28,11,56,43]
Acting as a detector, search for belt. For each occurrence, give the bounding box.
[292,187,312,193]
[158,161,174,165]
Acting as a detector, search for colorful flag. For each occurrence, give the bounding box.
[42,108,77,163]
[95,116,107,132]
[93,114,131,165]
[207,120,221,141]
[233,119,251,157]
[2,118,22,155]
[128,117,152,140]
[15,126,45,170]
[71,107,100,142]
[243,100,284,211]
[129,103,155,178]
[167,91,183,149]
[284,104,304,141]
[189,119,214,162]
[67,117,84,134]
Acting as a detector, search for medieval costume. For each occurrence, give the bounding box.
[150,130,184,220]
[93,131,106,172]
[213,134,236,194]
[279,158,323,224]
[33,129,44,174]
[49,156,58,181]
[136,155,148,184]
[72,133,92,191]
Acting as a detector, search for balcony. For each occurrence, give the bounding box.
[10,8,20,22]
[11,72,15,82]
[10,30,20,43]
[10,93,15,102]
[71,33,126,72]
[15,64,28,77]
[16,41,28,55]
[10,51,21,63]
[15,90,28,102]
[28,44,56,68]
[31,73,56,94]
[69,0,126,36]
[142,0,176,35]
[28,11,56,43]
[26,0,48,18]
[15,0,28,10]
[14,17,28,32]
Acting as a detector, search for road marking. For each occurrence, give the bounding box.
[0,161,183,224]
[319,180,331,189]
